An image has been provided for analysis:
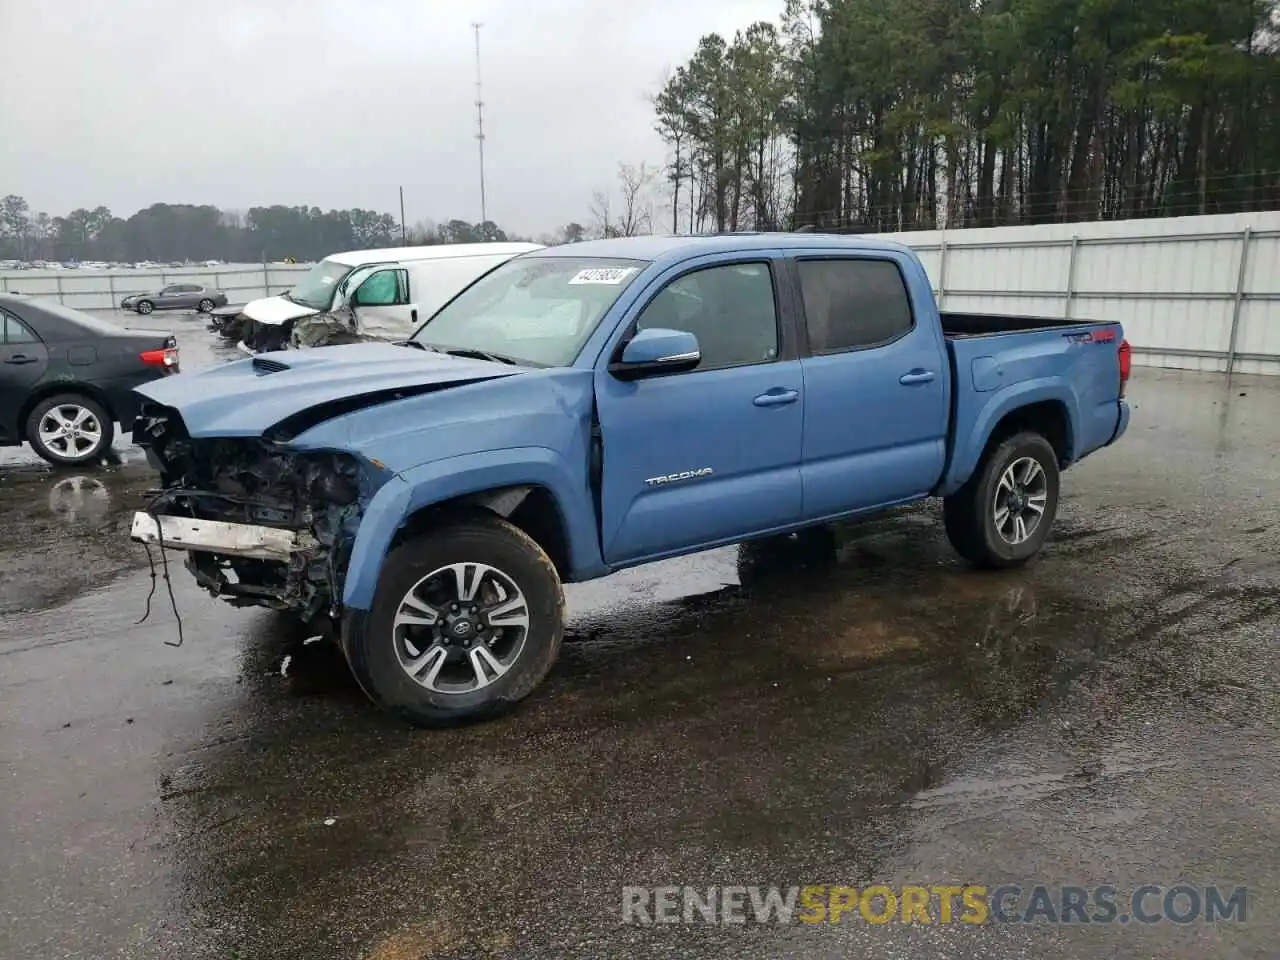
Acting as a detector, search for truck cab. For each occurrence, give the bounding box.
[129,233,1130,728]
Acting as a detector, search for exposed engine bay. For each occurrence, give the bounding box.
[240,305,372,353]
[239,315,294,353]
[132,403,371,621]
[289,305,367,349]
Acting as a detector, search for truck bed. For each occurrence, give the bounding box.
[940,311,1097,338]
[937,313,1127,498]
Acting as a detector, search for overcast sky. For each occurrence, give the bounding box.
[0,0,783,237]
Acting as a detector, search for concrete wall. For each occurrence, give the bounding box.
[0,263,311,312]
[5,212,1280,374]
[876,211,1280,376]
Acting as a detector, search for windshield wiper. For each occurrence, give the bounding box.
[444,348,520,365]
[414,344,520,365]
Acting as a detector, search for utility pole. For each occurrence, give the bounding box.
[399,186,407,243]
[472,22,488,226]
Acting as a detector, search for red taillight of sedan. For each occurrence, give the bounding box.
[140,346,180,373]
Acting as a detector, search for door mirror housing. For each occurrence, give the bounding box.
[351,268,409,307]
[609,327,701,380]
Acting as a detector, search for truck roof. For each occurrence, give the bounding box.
[327,242,544,267]
[525,232,914,265]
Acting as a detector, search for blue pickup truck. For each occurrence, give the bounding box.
[129,233,1131,726]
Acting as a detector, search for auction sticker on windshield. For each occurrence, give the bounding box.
[568,267,638,285]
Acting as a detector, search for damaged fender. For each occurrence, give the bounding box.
[341,446,605,610]
[342,474,412,610]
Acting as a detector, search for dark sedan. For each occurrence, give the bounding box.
[0,294,179,466]
[120,283,228,315]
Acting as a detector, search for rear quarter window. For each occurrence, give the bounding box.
[1,310,41,344]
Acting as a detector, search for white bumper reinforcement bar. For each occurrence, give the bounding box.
[130,512,318,562]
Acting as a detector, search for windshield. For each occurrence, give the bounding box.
[286,258,353,310]
[411,257,648,367]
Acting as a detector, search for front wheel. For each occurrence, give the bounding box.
[343,514,565,727]
[135,300,154,315]
[943,431,1060,569]
[197,298,215,313]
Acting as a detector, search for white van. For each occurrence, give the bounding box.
[237,242,544,353]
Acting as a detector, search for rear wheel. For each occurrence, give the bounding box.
[343,514,564,727]
[943,431,1060,569]
[25,393,114,466]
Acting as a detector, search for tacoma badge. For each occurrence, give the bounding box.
[644,467,714,486]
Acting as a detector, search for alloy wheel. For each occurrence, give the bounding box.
[38,404,104,460]
[992,455,1048,545]
[392,562,531,694]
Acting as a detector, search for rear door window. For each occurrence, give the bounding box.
[796,258,914,353]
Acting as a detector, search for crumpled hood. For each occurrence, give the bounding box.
[134,342,525,437]
[242,295,319,326]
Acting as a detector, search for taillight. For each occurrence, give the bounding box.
[140,346,180,372]
[1118,338,1131,397]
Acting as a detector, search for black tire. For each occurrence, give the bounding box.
[343,513,565,727]
[943,430,1060,569]
[136,300,154,315]
[197,298,215,313]
[25,393,115,466]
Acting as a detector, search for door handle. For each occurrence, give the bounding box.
[4,355,37,365]
[753,388,800,407]
[899,370,936,385]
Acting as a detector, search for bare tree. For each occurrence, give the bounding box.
[589,162,659,238]
[589,189,615,239]
[616,162,657,236]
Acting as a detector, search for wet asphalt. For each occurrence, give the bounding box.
[1,311,1277,959]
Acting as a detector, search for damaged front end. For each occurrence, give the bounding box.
[131,403,381,621]
[239,315,294,354]
[207,304,247,340]
[289,304,368,349]
[240,306,372,354]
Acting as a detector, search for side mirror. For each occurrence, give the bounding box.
[609,327,700,380]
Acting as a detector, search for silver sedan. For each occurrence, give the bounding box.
[120,284,228,315]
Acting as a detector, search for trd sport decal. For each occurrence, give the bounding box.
[1063,329,1117,344]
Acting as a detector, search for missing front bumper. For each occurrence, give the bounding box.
[130,512,318,561]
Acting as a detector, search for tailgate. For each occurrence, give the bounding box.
[1058,323,1126,453]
